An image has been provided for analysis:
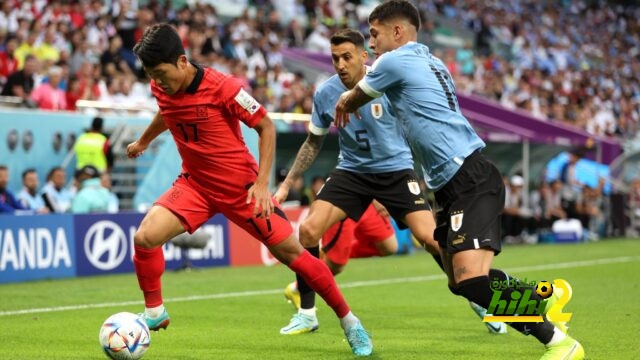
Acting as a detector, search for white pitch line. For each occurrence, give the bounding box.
[1,255,638,317]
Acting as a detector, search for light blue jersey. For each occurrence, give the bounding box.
[359,42,485,190]
[310,72,413,173]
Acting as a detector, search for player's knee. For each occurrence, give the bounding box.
[134,228,160,249]
[298,222,321,248]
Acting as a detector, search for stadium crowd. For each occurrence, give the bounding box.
[418,0,640,139]
[0,0,638,139]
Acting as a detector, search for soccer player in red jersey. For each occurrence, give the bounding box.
[126,24,372,356]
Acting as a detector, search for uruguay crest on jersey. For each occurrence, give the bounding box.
[371,103,383,119]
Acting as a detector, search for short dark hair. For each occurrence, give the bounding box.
[22,168,36,180]
[133,23,185,68]
[91,117,103,132]
[330,28,365,48]
[369,0,421,31]
[47,166,64,181]
[0,165,7,171]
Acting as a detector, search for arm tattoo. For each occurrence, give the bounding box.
[284,133,326,186]
[343,85,375,112]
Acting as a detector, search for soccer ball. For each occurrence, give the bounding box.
[536,281,554,299]
[99,312,151,360]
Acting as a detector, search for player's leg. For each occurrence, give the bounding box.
[296,199,349,309]
[223,197,372,356]
[350,204,398,258]
[284,170,370,328]
[281,215,356,333]
[439,154,583,359]
[135,176,213,330]
[279,202,351,334]
[268,234,372,355]
[321,218,356,275]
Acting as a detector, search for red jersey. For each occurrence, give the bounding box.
[151,65,267,198]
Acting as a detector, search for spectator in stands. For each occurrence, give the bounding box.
[35,28,61,66]
[502,175,536,242]
[546,179,568,221]
[1,54,36,100]
[560,149,586,219]
[30,65,67,110]
[0,165,27,214]
[305,24,331,53]
[14,29,37,69]
[41,166,73,213]
[66,75,89,111]
[100,35,133,78]
[530,181,552,229]
[101,172,119,213]
[577,182,606,239]
[16,168,47,212]
[74,116,112,173]
[631,179,640,233]
[0,35,18,86]
[71,165,110,213]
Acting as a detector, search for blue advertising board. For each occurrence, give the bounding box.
[74,213,229,276]
[0,214,75,283]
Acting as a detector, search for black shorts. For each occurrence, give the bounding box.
[316,169,431,228]
[433,150,505,254]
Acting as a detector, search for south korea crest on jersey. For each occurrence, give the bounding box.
[451,211,464,232]
[371,103,383,119]
[407,180,420,195]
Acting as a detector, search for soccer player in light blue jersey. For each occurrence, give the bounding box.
[275,28,506,340]
[334,2,584,359]
[274,29,437,345]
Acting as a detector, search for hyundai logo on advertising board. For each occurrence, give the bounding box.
[75,214,229,276]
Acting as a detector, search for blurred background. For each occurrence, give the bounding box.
[0,0,639,283]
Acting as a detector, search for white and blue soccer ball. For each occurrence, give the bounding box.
[99,312,151,360]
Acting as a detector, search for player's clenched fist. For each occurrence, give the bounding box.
[127,141,148,158]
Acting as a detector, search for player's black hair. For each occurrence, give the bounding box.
[330,28,365,49]
[22,168,36,180]
[0,165,7,171]
[369,0,421,31]
[133,23,185,68]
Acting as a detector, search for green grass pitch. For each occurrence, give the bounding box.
[1,238,638,359]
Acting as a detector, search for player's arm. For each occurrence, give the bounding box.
[334,86,372,128]
[336,53,401,127]
[274,132,326,203]
[127,111,166,158]
[248,115,276,218]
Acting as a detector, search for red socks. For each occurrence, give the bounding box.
[288,250,350,317]
[349,240,383,258]
[133,245,165,307]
